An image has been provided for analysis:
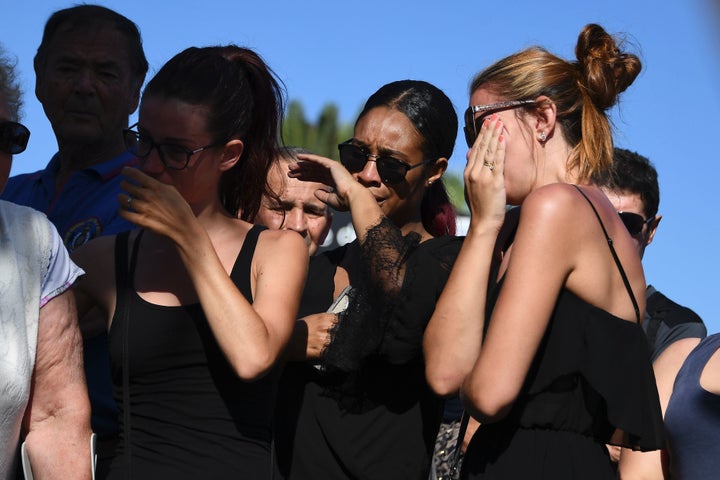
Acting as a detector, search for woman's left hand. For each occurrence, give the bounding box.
[118,166,198,243]
[287,153,361,212]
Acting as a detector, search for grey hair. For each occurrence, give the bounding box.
[0,45,22,121]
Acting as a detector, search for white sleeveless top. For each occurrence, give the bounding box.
[0,200,83,478]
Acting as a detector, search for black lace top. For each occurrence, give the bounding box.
[280,218,462,479]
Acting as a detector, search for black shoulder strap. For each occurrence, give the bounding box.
[572,185,641,324]
[230,224,266,302]
[114,229,143,480]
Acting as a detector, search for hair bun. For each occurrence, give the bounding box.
[575,23,642,110]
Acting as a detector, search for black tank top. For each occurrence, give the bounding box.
[107,225,279,479]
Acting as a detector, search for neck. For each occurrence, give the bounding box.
[55,139,127,186]
[533,137,576,188]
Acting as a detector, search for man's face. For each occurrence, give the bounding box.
[602,188,661,260]
[256,161,332,256]
[35,24,141,148]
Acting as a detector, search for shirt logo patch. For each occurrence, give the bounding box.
[64,217,103,251]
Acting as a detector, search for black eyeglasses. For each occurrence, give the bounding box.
[123,123,221,170]
[338,140,430,185]
[463,99,537,148]
[618,211,654,236]
[0,121,31,154]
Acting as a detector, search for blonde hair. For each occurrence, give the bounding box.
[470,24,641,181]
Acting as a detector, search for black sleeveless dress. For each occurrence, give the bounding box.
[106,225,279,479]
[461,188,664,479]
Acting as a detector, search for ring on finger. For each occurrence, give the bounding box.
[127,196,133,209]
[483,161,495,171]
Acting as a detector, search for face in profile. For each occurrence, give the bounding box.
[601,188,660,260]
[256,158,332,256]
[35,23,140,146]
[348,106,433,229]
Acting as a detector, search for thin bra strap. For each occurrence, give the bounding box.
[571,185,641,324]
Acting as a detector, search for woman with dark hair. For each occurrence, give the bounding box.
[72,45,308,479]
[275,79,461,479]
[424,24,664,479]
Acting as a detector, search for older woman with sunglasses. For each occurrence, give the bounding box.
[0,47,92,479]
[71,45,307,479]
[424,24,664,479]
[274,80,461,479]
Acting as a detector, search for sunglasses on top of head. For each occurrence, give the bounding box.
[0,121,31,155]
[618,211,654,236]
[463,99,537,148]
[337,140,431,185]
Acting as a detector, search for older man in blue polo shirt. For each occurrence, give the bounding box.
[1,5,148,475]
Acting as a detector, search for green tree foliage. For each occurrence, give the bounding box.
[281,99,354,160]
[443,172,468,215]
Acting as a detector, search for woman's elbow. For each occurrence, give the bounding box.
[229,350,278,381]
[462,384,514,423]
[425,364,464,397]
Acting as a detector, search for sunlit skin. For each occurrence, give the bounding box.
[283,105,447,361]
[35,24,141,174]
[425,91,646,421]
[255,158,332,256]
[467,89,572,206]
[350,106,434,237]
[1,94,93,479]
[71,95,308,380]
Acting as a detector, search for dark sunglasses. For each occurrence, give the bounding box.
[463,99,537,148]
[337,140,430,185]
[0,121,31,154]
[618,211,654,236]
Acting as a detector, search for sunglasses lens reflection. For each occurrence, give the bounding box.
[339,144,367,173]
[376,160,405,184]
[0,122,30,154]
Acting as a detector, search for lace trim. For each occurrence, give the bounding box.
[321,217,421,372]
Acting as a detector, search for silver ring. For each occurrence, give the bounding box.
[127,197,133,209]
[483,161,495,171]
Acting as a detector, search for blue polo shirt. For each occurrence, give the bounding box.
[1,150,138,438]
[2,150,138,249]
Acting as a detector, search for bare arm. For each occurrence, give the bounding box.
[460,186,574,422]
[170,221,307,380]
[618,337,702,479]
[22,289,92,480]
[424,115,506,396]
[118,167,308,379]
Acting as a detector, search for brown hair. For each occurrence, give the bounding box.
[143,45,285,220]
[469,24,641,181]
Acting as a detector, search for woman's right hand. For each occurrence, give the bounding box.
[287,153,366,212]
[464,114,507,232]
[301,312,338,359]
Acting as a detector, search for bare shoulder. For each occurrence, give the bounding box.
[257,227,307,251]
[71,233,117,264]
[519,183,585,231]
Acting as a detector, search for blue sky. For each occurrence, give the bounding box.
[5,0,719,332]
